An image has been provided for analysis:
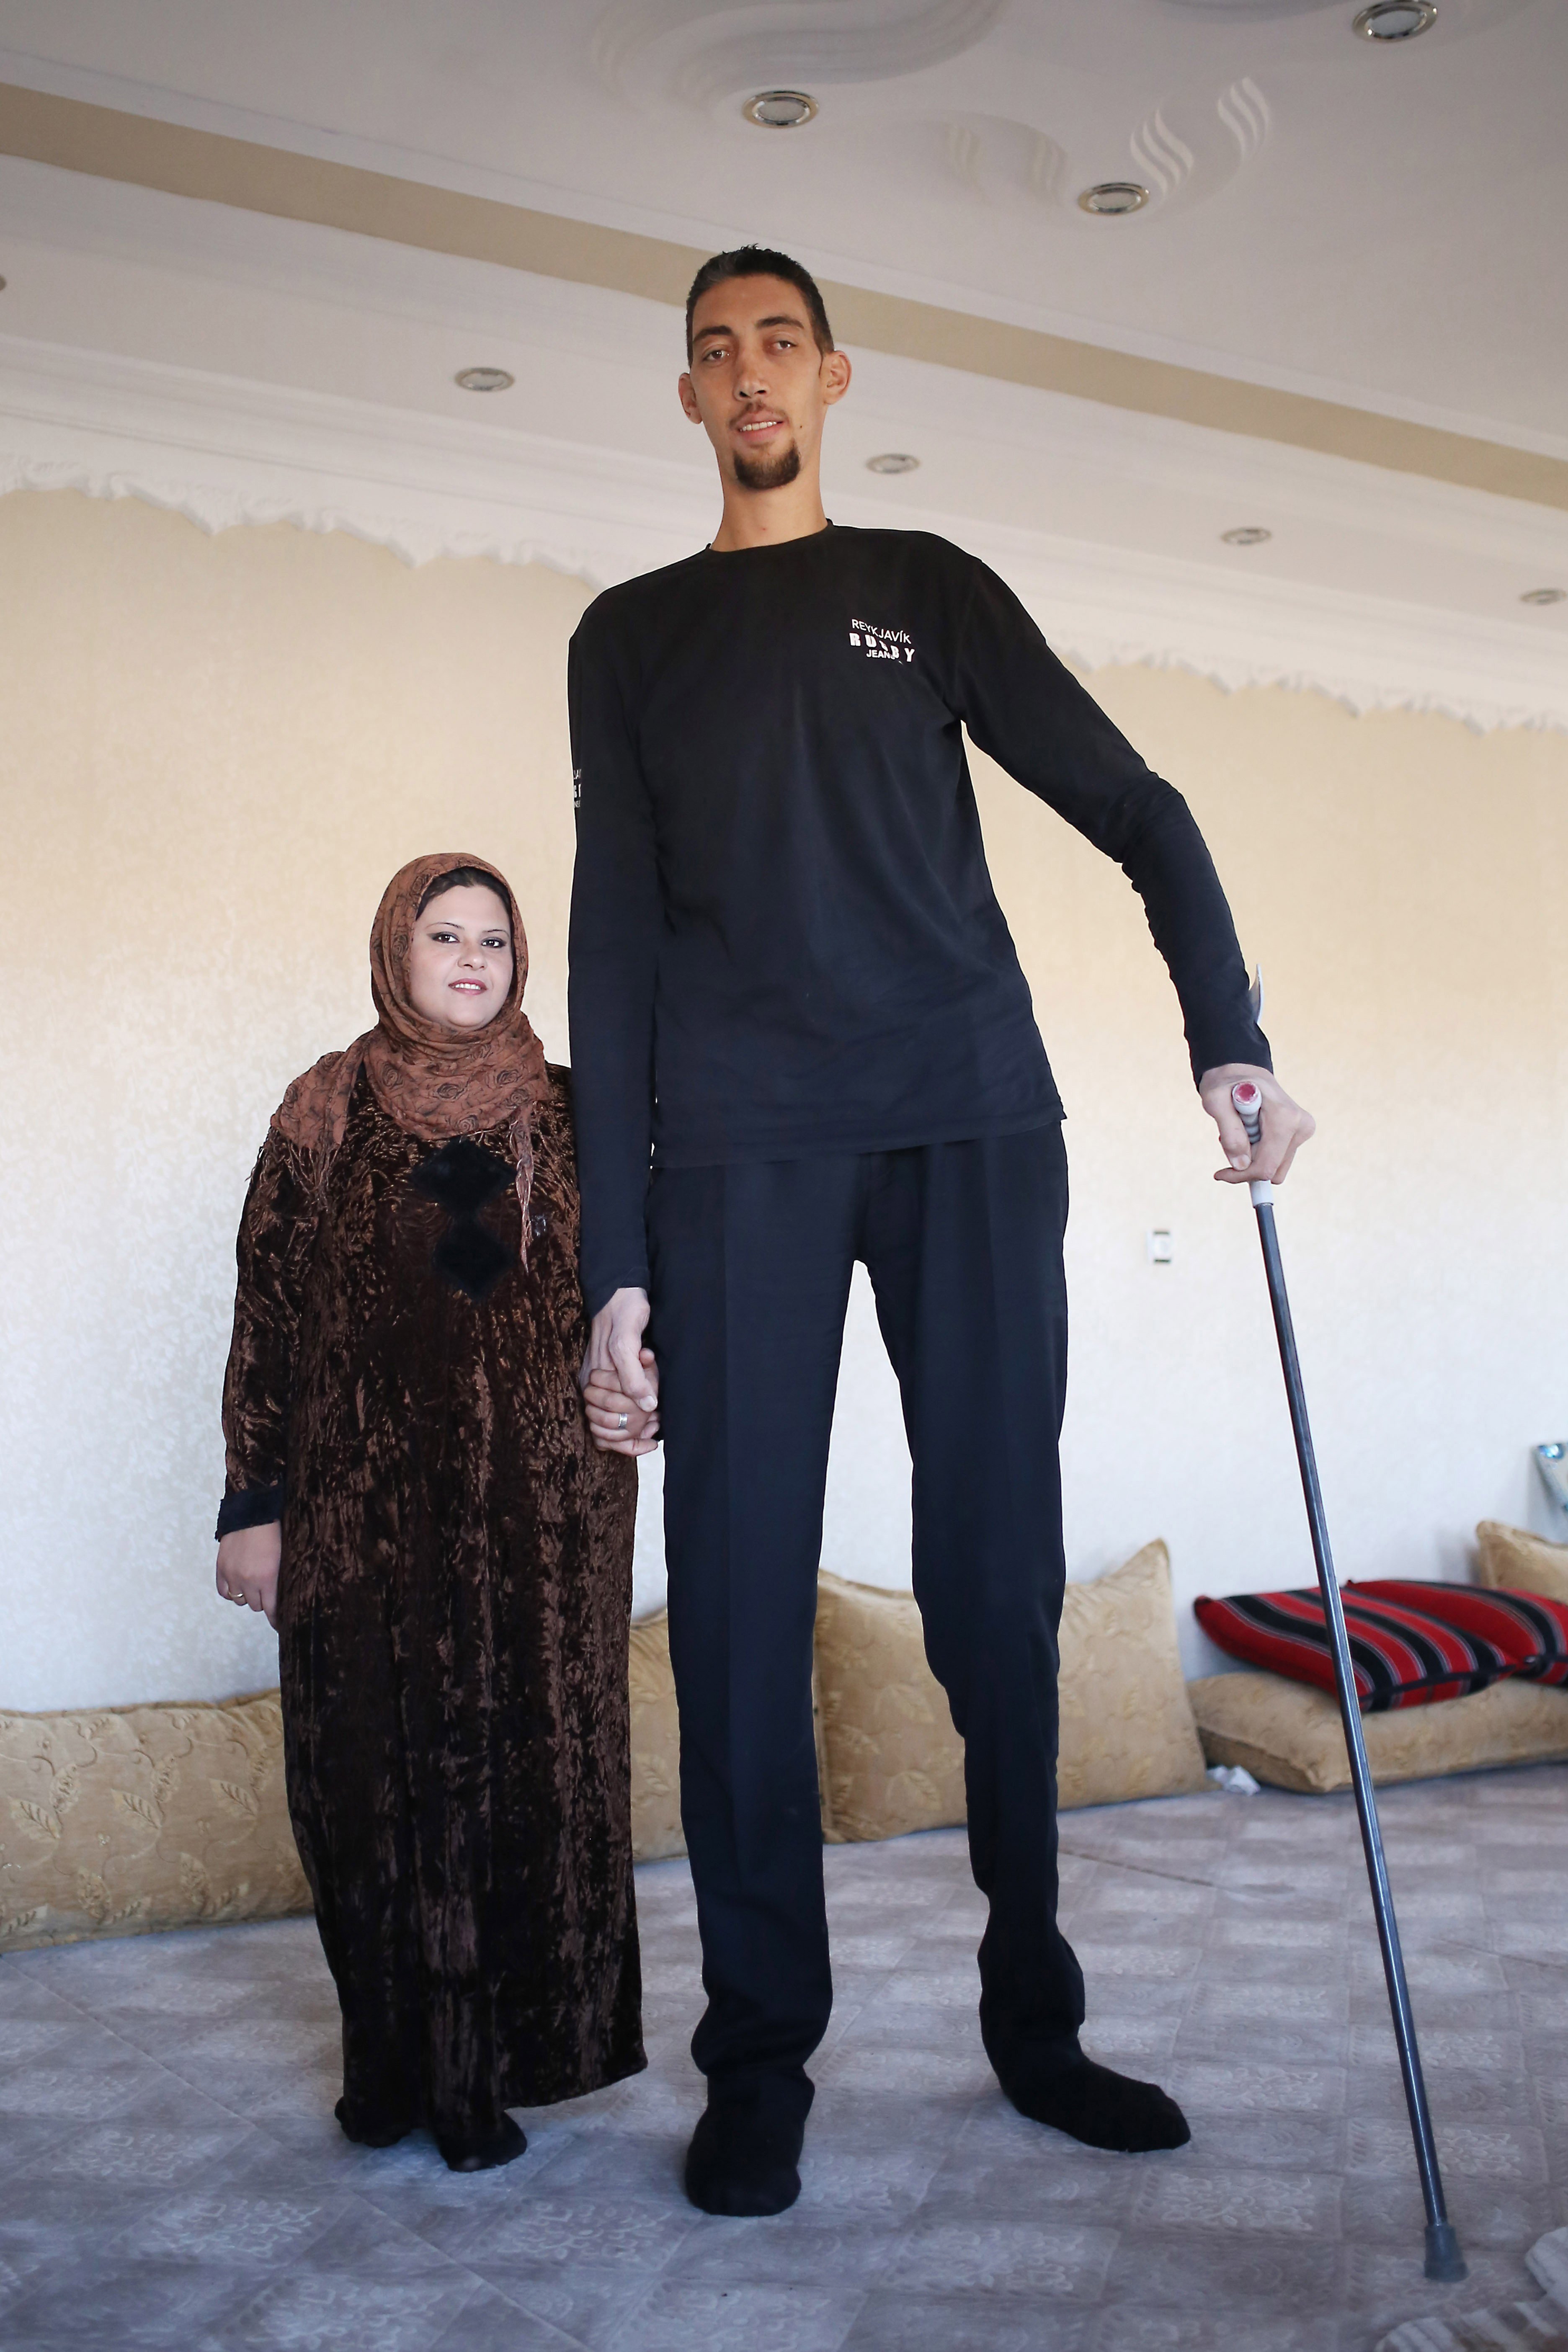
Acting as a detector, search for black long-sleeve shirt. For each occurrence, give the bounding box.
[567,526,1268,1314]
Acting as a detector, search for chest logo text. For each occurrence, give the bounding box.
[849,619,916,664]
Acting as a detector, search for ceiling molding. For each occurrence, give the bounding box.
[3,76,1567,517]
[1,333,1563,735]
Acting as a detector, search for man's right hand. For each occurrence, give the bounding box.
[580,1286,659,1417]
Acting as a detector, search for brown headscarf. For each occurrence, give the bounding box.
[272,852,551,1246]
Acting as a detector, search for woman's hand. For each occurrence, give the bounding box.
[216,1523,282,1628]
[581,1351,662,1456]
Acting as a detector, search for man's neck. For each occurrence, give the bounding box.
[709,470,829,553]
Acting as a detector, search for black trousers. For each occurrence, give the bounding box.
[647,1126,1086,2095]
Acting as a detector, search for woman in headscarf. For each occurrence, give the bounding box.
[213,853,651,2171]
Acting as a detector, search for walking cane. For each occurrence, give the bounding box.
[1229,1066,1466,2285]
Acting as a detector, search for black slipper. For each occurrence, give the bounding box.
[334,2097,413,2149]
[998,2051,1191,2153]
[436,2114,528,2174]
[685,2085,810,2217]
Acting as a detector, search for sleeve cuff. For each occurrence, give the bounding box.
[215,1482,285,1540]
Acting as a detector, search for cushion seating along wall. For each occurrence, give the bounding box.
[628,1612,686,1862]
[1476,1522,1568,1606]
[1193,1586,1515,1712]
[0,1693,311,1953]
[814,1540,1209,1843]
[1189,1670,1568,1796]
[1346,1580,1568,1687]
[0,1623,696,1952]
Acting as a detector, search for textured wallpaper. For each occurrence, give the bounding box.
[3,490,1566,1712]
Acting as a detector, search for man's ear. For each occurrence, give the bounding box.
[821,349,852,407]
[677,370,703,423]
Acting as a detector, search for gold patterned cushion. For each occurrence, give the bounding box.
[1189,1668,1568,1795]
[1057,1541,1211,1807]
[814,1540,1208,1843]
[628,1614,685,1862]
[1476,1521,1568,1605]
[0,1693,310,1952]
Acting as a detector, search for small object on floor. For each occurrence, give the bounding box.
[435,2114,528,2173]
[1207,1762,1260,1794]
[999,2050,1191,2153]
[685,2083,810,2216]
[333,2096,413,2148]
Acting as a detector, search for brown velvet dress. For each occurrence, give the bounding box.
[222,1064,644,2146]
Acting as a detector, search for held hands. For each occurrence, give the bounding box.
[579,1286,662,1456]
[216,1522,281,1628]
[1200,1063,1315,1186]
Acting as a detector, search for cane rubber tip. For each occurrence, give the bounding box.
[1424,2221,1467,2283]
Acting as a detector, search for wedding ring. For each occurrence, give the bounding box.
[616,1413,629,1431]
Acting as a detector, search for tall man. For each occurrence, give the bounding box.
[570,246,1314,2218]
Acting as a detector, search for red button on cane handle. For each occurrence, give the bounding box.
[1231,1081,1264,1148]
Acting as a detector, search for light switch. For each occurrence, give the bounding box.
[1146,1228,1174,1265]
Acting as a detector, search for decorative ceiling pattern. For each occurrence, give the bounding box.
[592,0,1006,107]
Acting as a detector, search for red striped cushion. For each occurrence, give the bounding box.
[1193,1587,1514,1712]
[1346,1581,1568,1687]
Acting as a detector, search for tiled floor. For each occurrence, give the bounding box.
[2,1766,1565,2352]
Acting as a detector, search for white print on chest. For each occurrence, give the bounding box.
[849,618,917,664]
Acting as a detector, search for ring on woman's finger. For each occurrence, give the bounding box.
[616,1413,629,1431]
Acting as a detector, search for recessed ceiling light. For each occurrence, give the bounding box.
[866,453,920,476]
[1521,587,1566,606]
[1353,2,1437,39]
[454,367,515,393]
[1221,526,1272,546]
[1077,181,1149,217]
[743,90,817,129]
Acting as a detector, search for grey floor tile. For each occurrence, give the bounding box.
[845,2288,1091,2350]
[888,2215,1119,2296]
[1091,2312,1338,2352]
[602,2279,866,2352]
[0,2252,264,2345]
[221,2265,486,2349]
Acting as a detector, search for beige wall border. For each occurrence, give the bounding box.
[3,77,1566,517]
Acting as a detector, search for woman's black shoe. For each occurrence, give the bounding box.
[334,2096,413,2149]
[436,2114,529,2173]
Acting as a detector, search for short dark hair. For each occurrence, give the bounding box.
[415,865,510,919]
[684,245,834,362]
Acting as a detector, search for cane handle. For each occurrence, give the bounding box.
[1230,1081,1274,1207]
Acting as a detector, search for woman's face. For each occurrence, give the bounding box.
[406,885,515,1032]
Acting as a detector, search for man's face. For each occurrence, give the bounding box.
[679,274,850,490]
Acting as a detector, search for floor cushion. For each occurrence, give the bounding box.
[1194,1586,1513,1711]
[628,1612,686,1862]
[814,1539,1207,1842]
[1189,1669,1568,1795]
[1347,1579,1568,1687]
[0,1693,311,1952]
[1476,1521,1568,1605]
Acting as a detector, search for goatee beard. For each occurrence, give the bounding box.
[733,441,802,492]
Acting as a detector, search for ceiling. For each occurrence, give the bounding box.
[0,0,1563,719]
[0,0,1561,445]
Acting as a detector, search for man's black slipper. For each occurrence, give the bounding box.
[684,2092,807,2216]
[999,2051,1191,2153]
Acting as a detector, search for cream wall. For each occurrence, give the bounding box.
[3,489,1565,1712]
